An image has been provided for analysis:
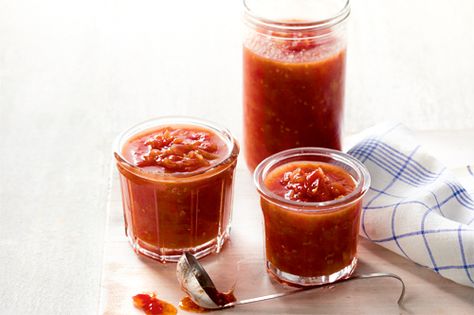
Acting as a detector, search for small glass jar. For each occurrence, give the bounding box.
[254,147,369,286]
[243,0,350,171]
[114,117,239,262]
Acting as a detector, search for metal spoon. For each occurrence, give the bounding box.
[176,252,406,310]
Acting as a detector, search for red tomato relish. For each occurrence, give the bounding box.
[179,291,236,313]
[243,27,346,171]
[116,121,238,261]
[123,126,228,173]
[266,162,355,202]
[132,293,177,315]
[179,297,208,313]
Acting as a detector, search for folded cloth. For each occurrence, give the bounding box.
[347,123,474,288]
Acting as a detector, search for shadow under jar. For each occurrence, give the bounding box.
[254,148,370,286]
[243,0,350,171]
[114,117,239,262]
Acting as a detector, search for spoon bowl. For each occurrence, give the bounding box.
[176,252,221,309]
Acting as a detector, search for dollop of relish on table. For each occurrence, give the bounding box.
[123,126,228,173]
[266,162,356,202]
[179,291,237,313]
[179,297,208,313]
[132,293,177,315]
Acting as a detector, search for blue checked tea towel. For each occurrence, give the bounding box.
[348,123,474,288]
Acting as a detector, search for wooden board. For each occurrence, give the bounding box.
[99,131,474,315]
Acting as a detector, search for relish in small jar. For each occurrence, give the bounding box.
[254,147,369,286]
[114,117,239,262]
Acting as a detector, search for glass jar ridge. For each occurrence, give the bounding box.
[243,0,350,34]
[254,147,370,212]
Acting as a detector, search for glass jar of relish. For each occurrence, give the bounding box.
[243,0,350,171]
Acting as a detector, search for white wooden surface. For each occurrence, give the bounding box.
[1,0,474,314]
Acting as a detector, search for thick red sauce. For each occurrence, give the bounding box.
[133,293,177,315]
[262,161,360,279]
[243,30,346,171]
[117,125,238,259]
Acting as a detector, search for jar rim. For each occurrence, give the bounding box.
[113,116,239,181]
[243,0,350,32]
[253,147,370,212]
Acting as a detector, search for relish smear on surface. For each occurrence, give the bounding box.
[179,291,237,313]
[132,293,177,315]
[179,296,207,313]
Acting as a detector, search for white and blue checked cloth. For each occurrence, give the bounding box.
[347,123,474,288]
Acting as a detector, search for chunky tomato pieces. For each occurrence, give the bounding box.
[281,166,351,202]
[133,128,220,172]
[132,293,177,315]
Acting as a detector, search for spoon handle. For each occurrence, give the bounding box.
[222,272,405,309]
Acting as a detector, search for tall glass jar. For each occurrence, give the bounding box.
[243,0,350,171]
